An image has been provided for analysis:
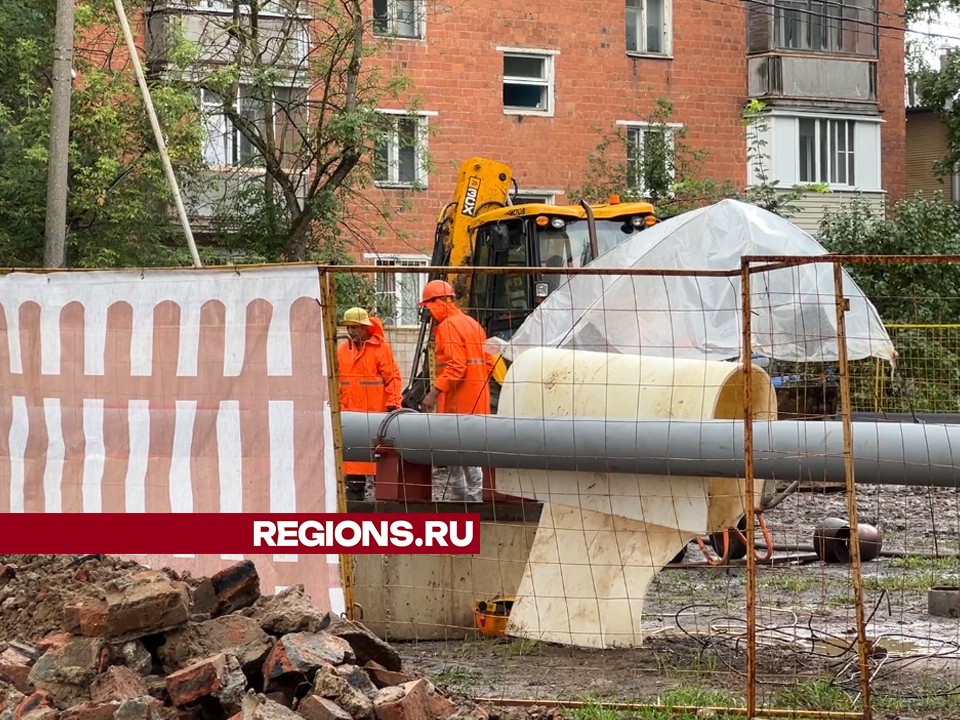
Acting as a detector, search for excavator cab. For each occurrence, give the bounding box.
[466,204,658,342]
[401,157,659,412]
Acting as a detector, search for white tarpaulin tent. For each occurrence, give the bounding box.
[504,199,897,366]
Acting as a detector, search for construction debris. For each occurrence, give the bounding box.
[0,556,494,720]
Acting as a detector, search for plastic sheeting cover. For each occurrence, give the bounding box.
[504,199,897,365]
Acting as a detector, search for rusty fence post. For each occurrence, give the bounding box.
[833,260,873,720]
[319,267,356,621]
[740,258,758,719]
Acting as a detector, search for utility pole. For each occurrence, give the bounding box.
[113,0,202,268]
[44,0,76,269]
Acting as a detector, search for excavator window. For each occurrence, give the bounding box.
[469,220,533,340]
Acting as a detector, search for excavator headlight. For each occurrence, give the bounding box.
[630,216,645,228]
[550,217,566,229]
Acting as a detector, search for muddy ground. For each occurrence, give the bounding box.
[2,484,959,719]
[398,485,960,719]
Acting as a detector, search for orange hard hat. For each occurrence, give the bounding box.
[420,279,456,305]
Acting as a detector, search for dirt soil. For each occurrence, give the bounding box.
[0,554,208,643]
[396,485,960,719]
[2,481,959,720]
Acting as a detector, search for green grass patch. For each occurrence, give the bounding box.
[567,689,742,720]
[490,637,542,657]
[654,650,719,678]
[823,593,854,609]
[566,699,621,720]
[770,678,858,712]
[430,666,483,689]
[862,570,945,592]
[887,554,960,571]
[758,572,822,593]
[873,687,960,713]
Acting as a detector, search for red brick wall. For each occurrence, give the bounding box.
[877,0,907,206]
[362,0,750,256]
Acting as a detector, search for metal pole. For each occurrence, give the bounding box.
[341,412,960,489]
[579,199,599,261]
[112,0,203,268]
[740,259,757,719]
[320,268,355,621]
[834,263,872,720]
[44,0,76,269]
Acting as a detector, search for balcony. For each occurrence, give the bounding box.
[749,55,877,110]
[145,2,310,73]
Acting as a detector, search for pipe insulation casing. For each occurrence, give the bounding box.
[340,412,960,488]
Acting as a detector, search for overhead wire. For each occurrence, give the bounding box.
[696,0,960,50]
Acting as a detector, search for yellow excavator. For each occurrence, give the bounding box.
[401,156,660,411]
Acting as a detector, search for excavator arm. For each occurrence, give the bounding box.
[401,158,514,411]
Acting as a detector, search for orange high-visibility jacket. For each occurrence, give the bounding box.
[337,319,402,475]
[433,307,491,415]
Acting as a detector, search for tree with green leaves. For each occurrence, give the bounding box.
[0,0,420,283]
[566,98,736,218]
[819,193,960,324]
[566,98,827,219]
[818,193,960,413]
[0,0,206,267]
[161,0,420,264]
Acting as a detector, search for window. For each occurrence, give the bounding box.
[798,118,855,185]
[745,112,880,190]
[374,113,429,187]
[367,255,429,326]
[373,0,421,37]
[510,192,558,205]
[200,86,305,168]
[197,0,287,13]
[773,0,877,56]
[624,124,676,198]
[626,0,670,55]
[499,49,556,115]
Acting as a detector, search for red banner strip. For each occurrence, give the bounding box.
[0,513,482,554]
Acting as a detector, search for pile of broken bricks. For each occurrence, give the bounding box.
[0,559,488,720]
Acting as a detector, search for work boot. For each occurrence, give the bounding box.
[345,475,367,502]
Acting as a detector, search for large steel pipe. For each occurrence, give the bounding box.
[341,412,960,488]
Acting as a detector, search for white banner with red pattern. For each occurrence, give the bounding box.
[0,266,344,614]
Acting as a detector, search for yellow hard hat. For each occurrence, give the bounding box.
[341,307,373,326]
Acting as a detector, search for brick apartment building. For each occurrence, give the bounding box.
[143,0,906,327]
[365,0,905,324]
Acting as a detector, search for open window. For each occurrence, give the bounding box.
[499,48,557,116]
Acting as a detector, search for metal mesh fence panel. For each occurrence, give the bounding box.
[325,258,960,720]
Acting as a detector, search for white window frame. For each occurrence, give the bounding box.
[750,110,883,192]
[509,190,562,205]
[199,85,306,170]
[193,0,288,15]
[773,0,878,57]
[616,120,682,198]
[625,0,672,57]
[365,253,430,327]
[373,110,435,188]
[372,0,425,39]
[798,117,857,186]
[497,47,559,117]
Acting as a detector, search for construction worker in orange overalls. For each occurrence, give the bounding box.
[418,280,491,503]
[337,307,402,501]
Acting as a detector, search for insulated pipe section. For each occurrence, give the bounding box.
[341,412,960,488]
